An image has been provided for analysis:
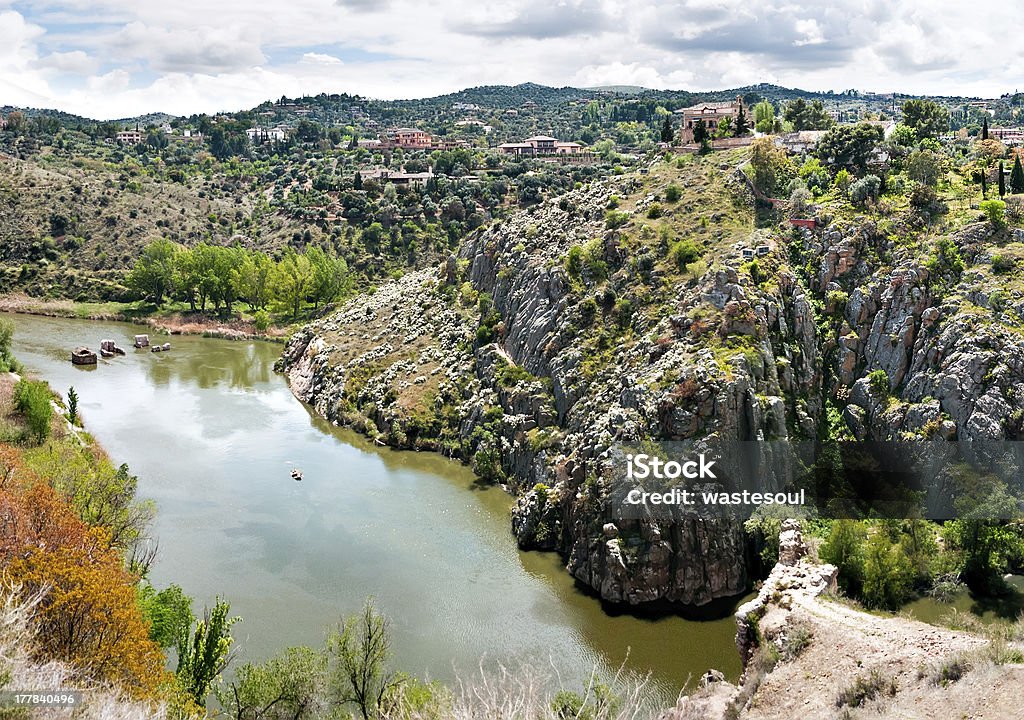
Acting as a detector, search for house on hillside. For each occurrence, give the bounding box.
[675,97,744,142]
[775,130,829,154]
[359,167,434,186]
[116,129,144,145]
[388,128,433,149]
[497,135,586,157]
[246,127,286,143]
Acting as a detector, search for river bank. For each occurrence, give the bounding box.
[0,293,292,342]
[4,311,750,699]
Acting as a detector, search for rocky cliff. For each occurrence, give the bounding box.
[278,149,1024,607]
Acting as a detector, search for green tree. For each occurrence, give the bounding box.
[691,120,708,145]
[327,601,403,720]
[816,123,884,172]
[176,597,240,705]
[0,318,15,371]
[353,170,363,190]
[306,247,349,310]
[820,520,867,596]
[906,149,943,187]
[784,98,835,130]
[998,160,1006,196]
[749,137,794,196]
[218,646,327,720]
[1010,154,1024,194]
[659,115,674,143]
[272,250,313,320]
[753,101,776,134]
[138,583,194,649]
[901,99,948,142]
[14,379,52,443]
[127,238,179,306]
[734,102,749,136]
[861,532,914,609]
[67,386,79,426]
[231,251,274,311]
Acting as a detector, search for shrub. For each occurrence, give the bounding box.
[991,253,1016,274]
[253,309,270,333]
[646,202,663,219]
[867,369,889,395]
[613,298,633,329]
[834,169,853,194]
[909,182,937,209]
[14,379,52,443]
[849,174,881,206]
[664,184,682,202]
[980,199,1006,228]
[604,210,630,229]
[669,239,702,270]
[835,668,897,708]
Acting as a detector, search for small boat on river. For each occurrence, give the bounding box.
[291,469,303,481]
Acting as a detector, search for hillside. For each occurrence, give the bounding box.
[665,521,1024,719]
[279,138,1024,605]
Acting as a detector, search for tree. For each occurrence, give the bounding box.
[1011,154,1024,194]
[784,98,835,130]
[176,598,240,705]
[218,646,327,720]
[753,101,775,133]
[982,115,989,140]
[816,123,884,172]
[231,252,274,311]
[127,238,179,305]
[691,120,708,145]
[734,103,749,136]
[138,583,195,649]
[749,137,794,196]
[901,99,948,141]
[14,379,52,443]
[7,538,168,696]
[659,115,674,143]
[306,246,349,309]
[327,601,403,720]
[353,170,363,190]
[861,532,914,609]
[998,160,1006,196]
[67,386,79,426]
[906,149,942,187]
[272,250,313,320]
[820,520,867,596]
[0,318,15,371]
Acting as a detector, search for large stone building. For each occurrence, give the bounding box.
[675,97,744,143]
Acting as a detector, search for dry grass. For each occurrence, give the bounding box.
[0,586,167,720]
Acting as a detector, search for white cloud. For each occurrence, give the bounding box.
[1,0,1020,118]
[300,53,343,66]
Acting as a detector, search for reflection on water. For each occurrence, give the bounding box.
[903,575,1024,626]
[6,312,750,699]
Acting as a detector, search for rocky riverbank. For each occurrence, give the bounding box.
[277,149,1024,609]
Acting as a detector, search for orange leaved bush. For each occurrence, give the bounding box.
[0,443,169,696]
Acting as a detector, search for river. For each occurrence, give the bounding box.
[6,312,750,699]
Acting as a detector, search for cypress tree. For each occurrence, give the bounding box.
[353,171,362,190]
[982,116,989,140]
[1011,154,1024,194]
[998,161,1006,196]
[692,121,708,144]
[734,103,749,136]
[660,115,675,143]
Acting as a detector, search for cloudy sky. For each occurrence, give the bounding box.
[1,0,1021,119]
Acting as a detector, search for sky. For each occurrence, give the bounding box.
[1,0,1021,120]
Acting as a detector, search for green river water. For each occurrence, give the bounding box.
[6,312,752,700]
